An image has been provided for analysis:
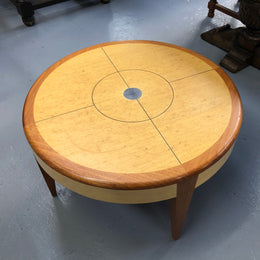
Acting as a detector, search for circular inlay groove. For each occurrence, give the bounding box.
[92,69,174,123]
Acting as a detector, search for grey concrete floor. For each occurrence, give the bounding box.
[0,0,260,259]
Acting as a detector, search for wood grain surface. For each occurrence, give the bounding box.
[23,40,242,190]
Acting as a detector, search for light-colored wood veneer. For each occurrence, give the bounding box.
[34,145,233,204]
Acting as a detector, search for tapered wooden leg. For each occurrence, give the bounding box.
[36,160,57,197]
[208,0,217,18]
[169,175,198,240]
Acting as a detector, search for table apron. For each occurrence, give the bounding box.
[34,145,233,204]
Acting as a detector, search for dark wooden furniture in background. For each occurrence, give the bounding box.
[201,0,260,73]
[207,0,240,20]
[11,0,110,26]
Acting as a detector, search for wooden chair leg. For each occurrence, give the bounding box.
[36,160,57,197]
[208,0,217,18]
[169,175,198,240]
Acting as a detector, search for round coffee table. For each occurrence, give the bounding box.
[23,41,242,240]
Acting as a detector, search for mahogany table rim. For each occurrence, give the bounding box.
[23,40,243,190]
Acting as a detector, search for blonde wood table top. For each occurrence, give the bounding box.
[23,41,242,190]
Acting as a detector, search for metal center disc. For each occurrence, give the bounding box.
[123,88,142,100]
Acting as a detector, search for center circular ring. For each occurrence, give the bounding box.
[92,69,174,123]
